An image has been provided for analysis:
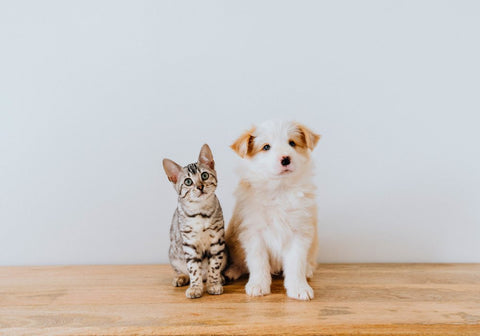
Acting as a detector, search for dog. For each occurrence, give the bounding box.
[224,120,320,300]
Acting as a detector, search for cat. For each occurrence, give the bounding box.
[162,144,227,298]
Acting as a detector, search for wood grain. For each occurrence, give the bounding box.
[0,264,479,335]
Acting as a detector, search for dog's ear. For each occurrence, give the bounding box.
[296,123,321,150]
[231,127,256,158]
[162,158,182,183]
[198,144,215,169]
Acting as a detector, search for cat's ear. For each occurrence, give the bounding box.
[163,158,182,183]
[198,144,215,169]
[231,126,255,158]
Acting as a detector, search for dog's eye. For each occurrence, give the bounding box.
[184,178,193,186]
[289,140,296,147]
[201,172,209,180]
[262,144,271,151]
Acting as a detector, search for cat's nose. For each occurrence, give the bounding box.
[197,185,204,191]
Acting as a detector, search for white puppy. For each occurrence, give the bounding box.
[225,120,320,300]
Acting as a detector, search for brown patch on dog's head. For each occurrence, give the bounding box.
[249,140,269,157]
[230,127,256,158]
[292,123,321,151]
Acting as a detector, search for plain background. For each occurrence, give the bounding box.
[1,1,479,266]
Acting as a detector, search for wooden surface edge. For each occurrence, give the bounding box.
[7,323,480,336]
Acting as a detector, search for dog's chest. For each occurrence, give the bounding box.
[263,189,309,216]
[255,190,311,238]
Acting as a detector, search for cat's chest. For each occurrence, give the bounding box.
[183,216,212,233]
[181,217,214,250]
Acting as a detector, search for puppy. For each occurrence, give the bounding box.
[225,120,320,300]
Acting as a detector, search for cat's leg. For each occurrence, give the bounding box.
[206,249,225,295]
[184,257,203,298]
[170,244,190,287]
[182,239,204,299]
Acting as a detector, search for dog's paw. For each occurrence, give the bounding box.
[207,283,224,295]
[185,285,203,299]
[306,262,316,279]
[245,280,271,297]
[172,274,189,287]
[306,266,314,279]
[286,282,314,301]
[224,265,243,282]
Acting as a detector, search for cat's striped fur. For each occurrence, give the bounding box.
[163,144,226,298]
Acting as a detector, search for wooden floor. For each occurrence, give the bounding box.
[0,264,479,336]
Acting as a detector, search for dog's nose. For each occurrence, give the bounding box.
[281,156,291,166]
[197,185,204,191]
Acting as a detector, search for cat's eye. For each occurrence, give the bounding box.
[263,144,271,151]
[201,172,209,180]
[184,178,193,186]
[289,140,296,147]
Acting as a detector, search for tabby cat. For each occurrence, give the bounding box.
[162,144,226,298]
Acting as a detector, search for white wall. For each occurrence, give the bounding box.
[1,1,479,266]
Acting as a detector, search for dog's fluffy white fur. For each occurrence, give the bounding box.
[225,120,320,300]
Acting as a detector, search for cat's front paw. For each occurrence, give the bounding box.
[207,283,223,295]
[285,282,314,301]
[172,274,189,287]
[185,285,203,299]
[245,280,271,297]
